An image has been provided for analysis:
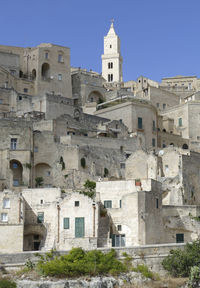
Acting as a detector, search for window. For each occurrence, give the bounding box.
[108,74,113,82]
[75,217,84,238]
[117,225,122,231]
[34,147,38,152]
[58,54,63,63]
[58,74,62,81]
[156,198,159,209]
[138,117,143,129]
[178,118,182,127]
[108,62,113,69]
[0,99,3,104]
[40,199,43,204]
[75,201,79,207]
[152,120,156,131]
[120,163,125,169]
[110,44,112,48]
[13,163,18,168]
[10,138,17,150]
[24,88,28,93]
[165,165,169,173]
[119,200,122,208]
[63,217,70,229]
[10,70,16,75]
[13,179,19,186]
[45,52,48,59]
[152,138,156,147]
[104,200,112,208]
[176,233,184,243]
[37,212,44,223]
[156,103,159,108]
[112,234,125,247]
[47,171,51,176]
[3,198,10,209]
[18,96,22,101]
[1,213,8,222]
[163,103,166,109]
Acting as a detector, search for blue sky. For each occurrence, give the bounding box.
[0,0,200,82]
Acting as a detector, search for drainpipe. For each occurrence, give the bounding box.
[57,204,60,243]
[92,202,96,237]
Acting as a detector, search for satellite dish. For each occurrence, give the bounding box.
[159,150,164,156]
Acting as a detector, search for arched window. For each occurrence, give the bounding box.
[32,69,36,80]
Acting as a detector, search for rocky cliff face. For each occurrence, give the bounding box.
[16,272,150,288]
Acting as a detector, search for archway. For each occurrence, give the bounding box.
[10,159,23,186]
[41,63,50,79]
[34,163,52,187]
[32,69,36,80]
[88,91,104,104]
[182,143,189,149]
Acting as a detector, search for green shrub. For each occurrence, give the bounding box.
[188,266,200,288]
[35,177,44,187]
[132,264,154,279]
[84,179,96,191]
[162,240,200,277]
[36,247,127,277]
[0,279,16,288]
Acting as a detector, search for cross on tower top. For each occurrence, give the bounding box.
[110,18,114,25]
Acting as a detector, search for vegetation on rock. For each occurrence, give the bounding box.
[162,240,200,277]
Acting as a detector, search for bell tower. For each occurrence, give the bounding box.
[101,20,123,83]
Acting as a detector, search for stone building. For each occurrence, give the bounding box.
[0,190,24,253]
[0,43,72,98]
[1,21,200,254]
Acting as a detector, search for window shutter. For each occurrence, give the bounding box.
[75,217,85,238]
[63,218,69,229]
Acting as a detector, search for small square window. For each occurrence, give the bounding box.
[37,212,44,223]
[176,233,184,243]
[40,199,43,204]
[58,74,62,81]
[75,201,79,207]
[18,96,22,101]
[24,88,28,93]
[152,138,156,147]
[0,99,3,104]
[1,213,8,222]
[104,200,112,208]
[163,103,166,109]
[117,225,122,231]
[34,147,38,152]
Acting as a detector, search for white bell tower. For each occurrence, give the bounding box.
[101,20,123,83]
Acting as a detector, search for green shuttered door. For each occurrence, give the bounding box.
[75,217,85,238]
